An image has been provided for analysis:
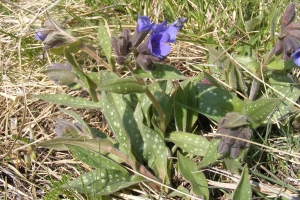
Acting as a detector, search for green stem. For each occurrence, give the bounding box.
[124,64,166,132]
[249,49,274,100]
[144,89,166,132]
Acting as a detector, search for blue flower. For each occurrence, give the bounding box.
[152,21,168,33]
[291,48,300,66]
[147,31,171,58]
[137,15,153,32]
[151,20,180,43]
[147,21,180,58]
[34,28,50,41]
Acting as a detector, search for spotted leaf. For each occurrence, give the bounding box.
[178,153,209,199]
[196,84,245,122]
[173,85,187,131]
[134,103,168,181]
[98,22,112,63]
[64,48,98,100]
[242,98,280,128]
[198,139,222,169]
[96,77,148,94]
[35,94,101,109]
[66,144,126,171]
[50,40,83,55]
[100,92,135,162]
[233,164,252,200]
[166,132,210,156]
[62,168,144,196]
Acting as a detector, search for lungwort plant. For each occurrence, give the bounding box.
[35,3,300,199]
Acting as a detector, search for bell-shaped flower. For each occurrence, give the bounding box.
[111,29,132,65]
[137,15,153,32]
[147,31,172,58]
[131,15,154,47]
[34,28,52,41]
[291,48,300,66]
[152,20,181,43]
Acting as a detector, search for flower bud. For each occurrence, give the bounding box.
[281,3,295,28]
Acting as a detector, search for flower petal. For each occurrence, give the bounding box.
[137,15,152,32]
[291,48,300,66]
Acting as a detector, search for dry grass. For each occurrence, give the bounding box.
[0,1,206,199]
[0,1,105,199]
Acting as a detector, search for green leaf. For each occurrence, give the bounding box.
[54,118,91,139]
[100,92,135,163]
[64,48,98,101]
[50,40,83,55]
[133,63,184,80]
[178,153,209,199]
[166,132,210,156]
[266,58,298,71]
[66,144,126,172]
[196,84,245,121]
[207,46,230,73]
[134,103,168,181]
[35,94,101,109]
[227,62,237,90]
[233,164,252,200]
[173,85,187,131]
[99,70,119,85]
[97,77,148,94]
[267,72,300,120]
[39,137,113,155]
[110,93,144,162]
[198,139,222,169]
[222,112,249,128]
[266,58,284,70]
[224,157,243,173]
[137,80,173,128]
[42,69,77,86]
[203,71,225,88]
[87,72,100,86]
[242,98,280,128]
[168,185,190,199]
[62,168,143,196]
[245,14,263,31]
[181,82,199,132]
[233,55,260,74]
[98,22,111,63]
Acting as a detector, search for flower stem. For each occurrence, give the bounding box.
[124,65,166,133]
[144,89,166,132]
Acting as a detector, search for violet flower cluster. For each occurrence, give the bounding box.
[111,15,186,71]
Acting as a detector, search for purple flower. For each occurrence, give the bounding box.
[152,21,168,33]
[147,32,171,58]
[291,48,300,66]
[136,17,186,71]
[147,21,180,58]
[34,28,51,41]
[131,15,154,47]
[137,15,153,32]
[152,21,178,43]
